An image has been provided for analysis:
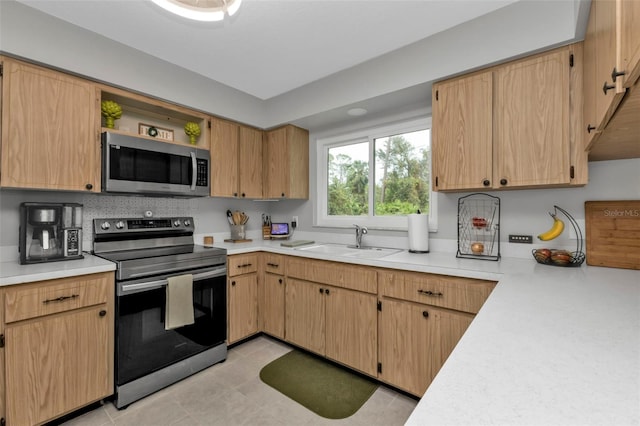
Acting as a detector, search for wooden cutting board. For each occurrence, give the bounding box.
[585,200,640,270]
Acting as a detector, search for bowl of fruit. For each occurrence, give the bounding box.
[532,205,585,267]
[532,248,585,267]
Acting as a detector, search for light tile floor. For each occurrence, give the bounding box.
[61,336,418,426]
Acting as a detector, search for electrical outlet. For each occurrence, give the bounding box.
[292,216,298,228]
[509,234,533,244]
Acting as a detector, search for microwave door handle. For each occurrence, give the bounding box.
[190,152,197,191]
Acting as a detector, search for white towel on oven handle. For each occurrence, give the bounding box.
[165,274,195,330]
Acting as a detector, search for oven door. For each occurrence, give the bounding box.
[115,265,226,387]
[102,131,210,197]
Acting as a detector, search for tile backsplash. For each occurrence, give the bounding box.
[0,190,264,255]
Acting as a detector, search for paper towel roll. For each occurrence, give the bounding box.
[408,214,429,253]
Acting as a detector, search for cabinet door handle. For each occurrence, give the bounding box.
[482,179,490,187]
[281,193,286,197]
[602,81,615,94]
[278,278,283,284]
[319,288,324,294]
[99,310,107,317]
[241,193,246,197]
[587,124,596,133]
[418,289,443,297]
[325,289,330,295]
[500,178,508,186]
[231,281,236,286]
[43,294,79,304]
[422,310,429,318]
[233,192,238,197]
[611,67,626,82]
[85,183,93,190]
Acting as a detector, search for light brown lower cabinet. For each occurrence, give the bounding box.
[228,274,259,344]
[224,253,497,397]
[259,253,286,340]
[260,272,286,340]
[377,297,473,396]
[227,254,259,344]
[285,278,326,355]
[285,278,378,376]
[2,272,114,426]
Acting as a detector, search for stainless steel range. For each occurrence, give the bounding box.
[93,216,227,409]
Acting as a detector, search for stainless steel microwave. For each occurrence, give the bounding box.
[102,132,210,197]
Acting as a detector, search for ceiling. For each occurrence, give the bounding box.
[15,0,520,101]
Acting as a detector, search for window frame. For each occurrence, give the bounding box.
[316,117,437,231]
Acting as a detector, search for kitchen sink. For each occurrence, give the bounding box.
[296,243,401,259]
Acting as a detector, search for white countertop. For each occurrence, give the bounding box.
[1,240,638,425]
[0,252,116,286]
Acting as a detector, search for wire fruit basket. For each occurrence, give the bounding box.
[457,193,500,261]
[532,205,585,267]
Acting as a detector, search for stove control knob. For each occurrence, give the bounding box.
[100,221,111,230]
[184,219,191,227]
[174,220,181,227]
[115,221,125,230]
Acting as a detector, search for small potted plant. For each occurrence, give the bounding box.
[184,122,201,145]
[101,100,122,129]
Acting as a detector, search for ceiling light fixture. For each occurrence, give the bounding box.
[151,0,242,22]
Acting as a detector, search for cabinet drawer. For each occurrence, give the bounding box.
[263,253,285,275]
[228,253,258,276]
[379,270,495,314]
[4,272,113,323]
[287,257,377,294]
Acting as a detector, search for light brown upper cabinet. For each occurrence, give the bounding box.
[0,57,100,192]
[264,125,309,199]
[210,117,263,198]
[432,44,587,191]
[584,0,640,160]
[431,72,493,191]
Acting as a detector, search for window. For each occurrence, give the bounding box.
[316,117,436,230]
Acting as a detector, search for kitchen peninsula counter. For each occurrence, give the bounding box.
[220,240,640,426]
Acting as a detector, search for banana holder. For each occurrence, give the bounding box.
[532,205,585,267]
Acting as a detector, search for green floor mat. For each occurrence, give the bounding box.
[259,350,378,419]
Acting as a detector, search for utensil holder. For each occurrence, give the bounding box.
[230,225,246,240]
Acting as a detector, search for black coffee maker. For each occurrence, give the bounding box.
[19,203,84,264]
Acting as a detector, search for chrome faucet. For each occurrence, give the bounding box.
[354,224,368,248]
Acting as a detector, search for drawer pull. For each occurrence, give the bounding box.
[237,263,253,268]
[418,290,443,297]
[43,294,79,304]
[602,81,616,94]
[267,263,280,268]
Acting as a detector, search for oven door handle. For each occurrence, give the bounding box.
[120,267,227,294]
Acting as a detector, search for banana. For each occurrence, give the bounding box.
[537,214,565,241]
